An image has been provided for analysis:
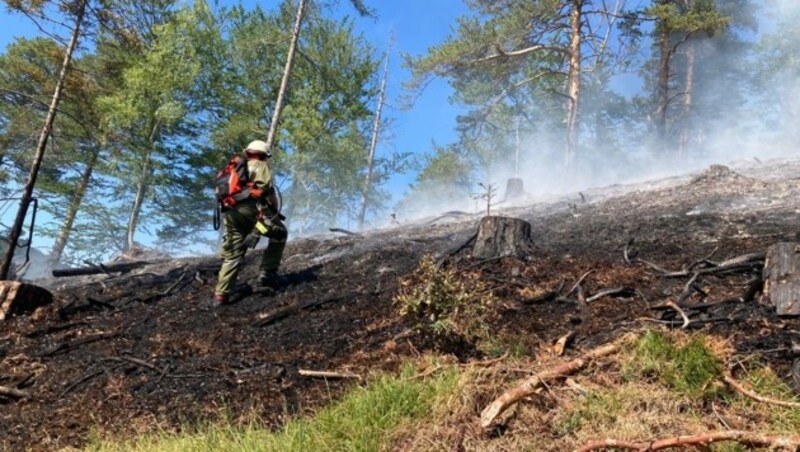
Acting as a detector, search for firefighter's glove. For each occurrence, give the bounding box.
[243,232,261,249]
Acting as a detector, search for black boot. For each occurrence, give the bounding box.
[257,270,287,288]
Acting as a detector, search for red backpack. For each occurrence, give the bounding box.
[214,154,251,208]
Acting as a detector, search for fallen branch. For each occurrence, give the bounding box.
[52,260,158,277]
[25,321,88,338]
[623,238,637,265]
[436,232,478,268]
[566,270,595,297]
[0,385,29,399]
[40,331,119,357]
[664,301,691,329]
[585,286,636,303]
[724,373,800,409]
[480,334,634,427]
[426,210,470,225]
[329,228,363,238]
[577,430,800,451]
[254,292,358,327]
[299,369,362,380]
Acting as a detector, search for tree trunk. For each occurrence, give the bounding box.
[264,0,306,152]
[358,51,389,230]
[564,0,583,167]
[678,39,695,160]
[762,242,800,317]
[49,146,100,265]
[655,6,671,152]
[472,216,534,260]
[125,120,159,251]
[0,0,86,280]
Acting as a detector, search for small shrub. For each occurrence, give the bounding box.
[395,255,494,343]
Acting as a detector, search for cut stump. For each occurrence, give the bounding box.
[472,216,533,260]
[762,242,800,317]
[504,177,525,200]
[0,281,53,321]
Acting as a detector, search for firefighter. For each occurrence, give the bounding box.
[214,140,287,305]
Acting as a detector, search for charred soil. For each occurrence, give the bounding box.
[2,159,800,450]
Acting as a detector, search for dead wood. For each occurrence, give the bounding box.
[585,286,636,303]
[426,210,471,225]
[40,332,119,357]
[112,356,160,372]
[636,251,764,279]
[576,430,800,451]
[329,228,363,238]
[762,242,800,316]
[664,301,690,329]
[254,292,357,327]
[723,373,800,408]
[58,364,124,398]
[436,232,478,268]
[638,315,740,328]
[480,334,634,427]
[298,369,362,380]
[52,260,158,277]
[623,238,638,265]
[117,271,189,304]
[0,385,29,399]
[472,216,534,260]
[25,321,88,338]
[566,270,595,298]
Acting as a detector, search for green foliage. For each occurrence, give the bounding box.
[624,330,721,398]
[395,255,494,343]
[647,1,730,36]
[87,364,458,452]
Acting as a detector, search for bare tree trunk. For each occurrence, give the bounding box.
[48,146,99,265]
[0,0,86,280]
[678,39,695,160]
[655,6,671,152]
[264,0,306,152]
[125,120,159,251]
[564,0,583,168]
[358,51,389,230]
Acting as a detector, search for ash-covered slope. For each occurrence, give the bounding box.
[2,158,800,450]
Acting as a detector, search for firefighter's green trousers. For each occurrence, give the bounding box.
[214,200,287,296]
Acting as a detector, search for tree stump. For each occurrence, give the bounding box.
[472,216,533,260]
[0,281,53,321]
[762,242,800,317]
[504,177,525,200]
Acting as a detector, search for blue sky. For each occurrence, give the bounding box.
[0,0,473,251]
[0,0,469,198]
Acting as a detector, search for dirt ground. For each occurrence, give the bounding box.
[2,159,800,450]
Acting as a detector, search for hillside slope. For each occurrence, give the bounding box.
[2,159,800,450]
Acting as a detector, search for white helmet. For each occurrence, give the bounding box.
[245,140,269,156]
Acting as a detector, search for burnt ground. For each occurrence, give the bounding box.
[2,159,800,450]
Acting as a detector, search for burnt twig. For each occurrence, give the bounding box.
[0,385,29,399]
[566,270,595,297]
[585,287,636,303]
[329,228,363,238]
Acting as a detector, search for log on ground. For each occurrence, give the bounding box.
[761,242,800,316]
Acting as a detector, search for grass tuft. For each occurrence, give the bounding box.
[624,330,721,398]
[87,364,458,452]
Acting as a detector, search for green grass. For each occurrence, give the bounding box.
[623,330,721,398]
[87,365,458,452]
[733,366,800,432]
